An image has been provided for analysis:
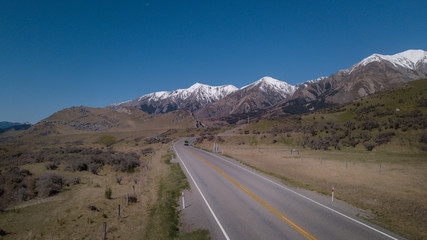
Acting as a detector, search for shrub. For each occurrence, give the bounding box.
[105,186,112,199]
[67,177,80,185]
[99,135,116,147]
[89,162,102,174]
[88,205,99,211]
[45,162,58,170]
[363,142,376,151]
[128,193,138,203]
[116,176,123,184]
[420,132,427,144]
[110,152,141,172]
[375,132,395,145]
[66,158,89,172]
[35,173,64,197]
[140,148,153,156]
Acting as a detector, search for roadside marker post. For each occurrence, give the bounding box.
[182,192,185,209]
[332,187,334,202]
[102,222,107,240]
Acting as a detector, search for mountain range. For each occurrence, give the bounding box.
[279,49,427,114]
[107,50,427,121]
[0,121,32,134]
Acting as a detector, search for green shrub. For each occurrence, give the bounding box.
[105,186,112,199]
[99,136,116,147]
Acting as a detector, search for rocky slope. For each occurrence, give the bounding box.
[194,77,296,119]
[279,49,427,114]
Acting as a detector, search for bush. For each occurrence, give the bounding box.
[128,193,138,203]
[65,158,89,172]
[105,186,112,199]
[99,135,116,147]
[140,148,153,156]
[363,142,376,151]
[420,132,427,144]
[116,176,123,184]
[35,173,64,197]
[45,162,58,170]
[88,205,99,212]
[67,177,80,185]
[375,132,395,145]
[110,152,141,172]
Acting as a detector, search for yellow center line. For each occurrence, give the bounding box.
[185,148,317,240]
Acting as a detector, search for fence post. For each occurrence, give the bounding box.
[102,222,107,240]
[117,204,120,218]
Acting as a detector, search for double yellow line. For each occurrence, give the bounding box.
[185,148,317,240]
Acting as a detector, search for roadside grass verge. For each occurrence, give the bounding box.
[144,150,209,240]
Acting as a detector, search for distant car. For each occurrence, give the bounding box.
[184,140,189,146]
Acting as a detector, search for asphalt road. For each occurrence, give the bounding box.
[173,139,404,240]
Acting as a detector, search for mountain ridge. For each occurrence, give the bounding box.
[107,49,427,120]
[107,83,238,114]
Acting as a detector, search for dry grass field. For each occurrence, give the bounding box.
[0,115,206,240]
[196,139,427,240]
[0,142,161,240]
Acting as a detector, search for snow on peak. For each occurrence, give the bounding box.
[139,91,169,101]
[397,49,427,64]
[137,82,238,104]
[188,82,208,91]
[296,77,327,89]
[355,49,427,71]
[243,76,297,96]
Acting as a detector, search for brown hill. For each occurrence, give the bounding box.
[29,106,196,136]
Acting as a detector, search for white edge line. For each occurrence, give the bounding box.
[202,150,400,240]
[173,143,231,240]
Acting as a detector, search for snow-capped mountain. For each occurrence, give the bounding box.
[194,77,297,119]
[349,49,427,73]
[242,77,297,95]
[107,83,238,114]
[279,49,427,114]
[295,77,327,89]
[108,49,426,120]
[108,77,297,118]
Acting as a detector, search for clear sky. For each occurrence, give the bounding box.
[1,0,426,123]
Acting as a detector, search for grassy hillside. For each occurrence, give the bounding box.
[244,78,427,153]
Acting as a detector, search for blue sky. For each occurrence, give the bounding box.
[1,0,426,123]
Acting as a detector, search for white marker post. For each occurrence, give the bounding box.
[182,192,185,209]
[331,187,334,202]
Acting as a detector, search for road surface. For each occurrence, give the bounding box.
[173,139,404,240]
